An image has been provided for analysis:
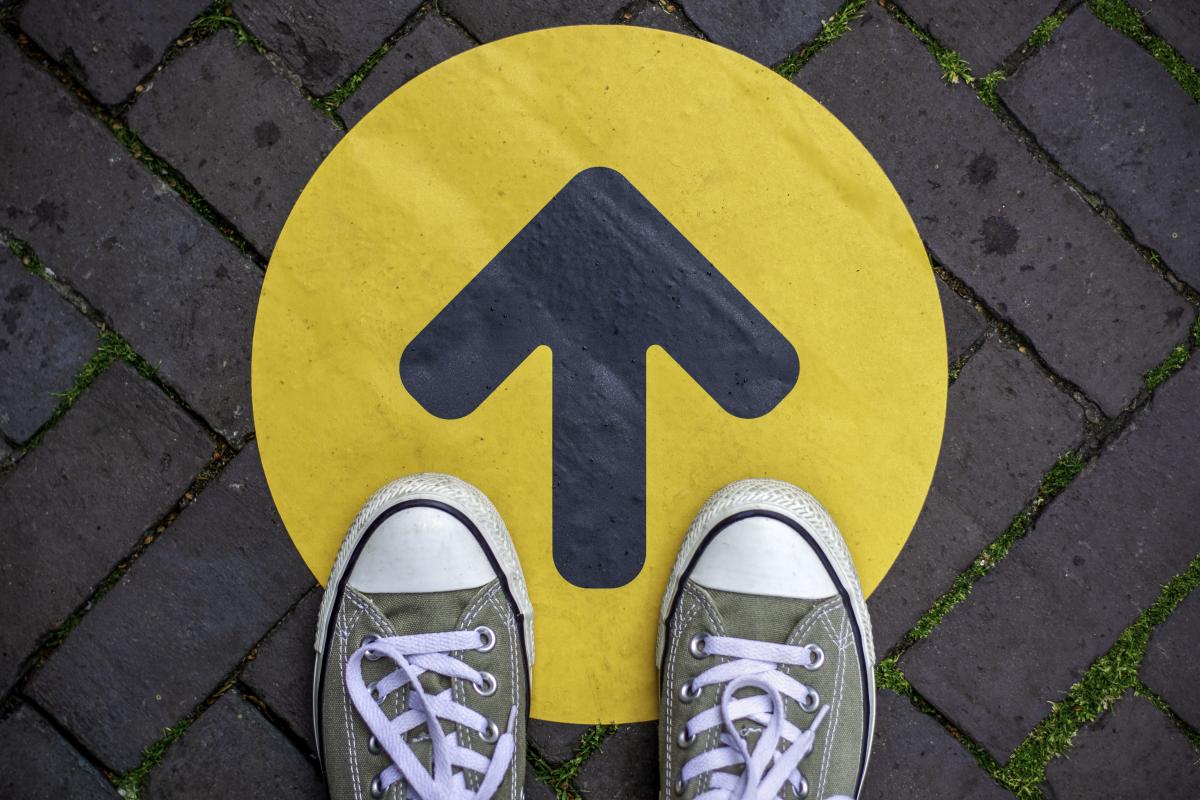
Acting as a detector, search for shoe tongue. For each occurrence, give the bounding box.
[701,586,822,644]
[360,584,496,772]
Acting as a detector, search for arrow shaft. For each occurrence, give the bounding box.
[551,349,646,588]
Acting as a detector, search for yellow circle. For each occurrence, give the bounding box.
[253,26,945,723]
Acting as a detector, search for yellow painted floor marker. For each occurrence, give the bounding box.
[253,25,946,723]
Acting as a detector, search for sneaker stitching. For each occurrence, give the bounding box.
[665,595,704,790]
[816,611,848,798]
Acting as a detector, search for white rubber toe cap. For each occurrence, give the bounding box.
[346,506,496,593]
[689,515,837,600]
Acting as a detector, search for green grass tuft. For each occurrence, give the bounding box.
[1087,0,1200,102]
[6,238,48,276]
[190,3,264,52]
[882,3,976,85]
[1144,344,1189,391]
[774,0,866,78]
[527,723,618,798]
[977,70,1006,111]
[1027,9,1070,50]
[112,716,198,798]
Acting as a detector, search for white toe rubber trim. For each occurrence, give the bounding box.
[656,478,876,783]
[313,473,534,747]
[346,506,498,593]
[688,515,839,600]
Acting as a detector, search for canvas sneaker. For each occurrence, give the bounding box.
[313,473,534,800]
[657,479,875,800]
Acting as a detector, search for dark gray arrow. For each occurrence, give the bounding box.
[400,167,798,588]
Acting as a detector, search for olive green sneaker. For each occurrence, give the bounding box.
[314,474,534,800]
[657,479,875,800]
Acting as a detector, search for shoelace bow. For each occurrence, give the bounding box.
[678,635,852,800]
[346,628,515,800]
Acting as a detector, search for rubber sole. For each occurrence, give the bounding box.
[311,473,534,765]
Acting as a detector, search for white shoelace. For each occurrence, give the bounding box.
[345,628,515,800]
[678,634,852,800]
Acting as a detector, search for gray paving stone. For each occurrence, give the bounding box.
[128,30,342,257]
[1141,588,1200,730]
[1002,12,1200,291]
[682,0,844,65]
[900,0,1060,74]
[797,7,1195,416]
[339,13,473,128]
[902,356,1200,759]
[233,0,423,95]
[862,691,1012,799]
[527,718,591,764]
[1044,692,1200,799]
[524,771,559,800]
[438,0,627,42]
[0,704,116,799]
[19,0,210,105]
[574,722,657,799]
[28,443,314,772]
[939,279,986,361]
[144,692,324,799]
[241,588,322,754]
[628,2,693,36]
[1132,0,1200,67]
[0,250,96,442]
[869,337,1084,650]
[0,363,209,693]
[0,38,261,441]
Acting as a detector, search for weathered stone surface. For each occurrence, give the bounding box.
[629,2,693,36]
[144,692,324,799]
[938,279,986,361]
[438,0,626,42]
[28,443,314,772]
[241,588,322,753]
[869,337,1083,650]
[900,0,1060,73]
[524,772,559,800]
[0,363,209,692]
[797,8,1194,415]
[339,13,473,128]
[527,719,591,764]
[862,691,1012,799]
[0,38,262,441]
[683,0,844,65]
[0,704,116,799]
[128,30,341,256]
[1003,12,1200,291]
[903,357,1200,759]
[19,0,210,105]
[1132,0,1200,67]
[574,722,657,799]
[1141,588,1200,730]
[234,0,423,95]
[1044,692,1200,798]
[0,251,96,442]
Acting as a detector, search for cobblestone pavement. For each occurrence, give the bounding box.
[2,1,1198,798]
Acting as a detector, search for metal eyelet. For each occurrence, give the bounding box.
[689,633,709,659]
[480,720,500,743]
[676,727,695,748]
[473,671,497,697]
[370,773,386,798]
[800,688,820,713]
[475,626,496,653]
[367,680,382,702]
[368,735,382,755]
[679,680,701,703]
[361,634,383,661]
[674,776,686,795]
[795,773,809,798]
[803,645,825,671]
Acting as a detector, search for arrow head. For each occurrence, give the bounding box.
[400,167,798,587]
